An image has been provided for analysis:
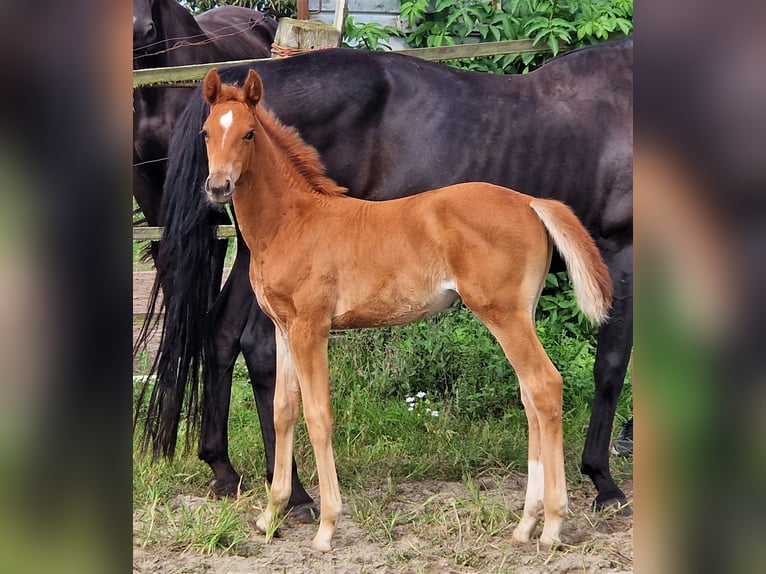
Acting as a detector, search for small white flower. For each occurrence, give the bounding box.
[416,391,426,399]
[425,408,432,414]
[408,406,415,411]
[431,411,439,417]
[405,397,415,403]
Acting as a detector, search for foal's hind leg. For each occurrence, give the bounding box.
[475,311,568,544]
[514,383,545,542]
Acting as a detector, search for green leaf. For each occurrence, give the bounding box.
[524,18,550,36]
[616,17,633,35]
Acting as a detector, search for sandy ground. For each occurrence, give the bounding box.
[133,477,633,573]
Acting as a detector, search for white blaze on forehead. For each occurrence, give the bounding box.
[219,110,234,129]
[219,110,234,144]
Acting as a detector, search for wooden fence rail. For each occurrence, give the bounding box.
[133,38,554,88]
[133,226,237,241]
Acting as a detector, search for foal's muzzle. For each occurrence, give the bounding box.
[204,176,234,205]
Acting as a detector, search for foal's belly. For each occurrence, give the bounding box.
[331,282,460,330]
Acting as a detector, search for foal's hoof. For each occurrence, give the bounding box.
[254,512,275,535]
[311,535,333,553]
[287,503,319,524]
[539,534,563,547]
[511,527,531,544]
[593,496,632,516]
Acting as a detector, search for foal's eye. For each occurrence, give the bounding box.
[200,129,209,140]
[244,130,254,141]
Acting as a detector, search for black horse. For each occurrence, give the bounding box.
[137,39,633,512]
[133,0,276,228]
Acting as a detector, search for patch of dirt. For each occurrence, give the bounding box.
[133,478,632,573]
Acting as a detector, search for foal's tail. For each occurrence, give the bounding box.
[529,199,613,324]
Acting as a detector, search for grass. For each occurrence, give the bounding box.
[132,220,632,562]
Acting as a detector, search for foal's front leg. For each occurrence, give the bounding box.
[255,328,300,534]
[288,321,342,552]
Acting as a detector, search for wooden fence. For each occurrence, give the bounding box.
[133,37,558,241]
[133,38,553,88]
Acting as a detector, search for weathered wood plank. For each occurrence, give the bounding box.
[132,39,555,87]
[133,226,237,241]
[133,58,272,88]
[395,38,550,61]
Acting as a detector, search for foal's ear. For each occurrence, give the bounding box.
[203,68,222,105]
[243,70,263,106]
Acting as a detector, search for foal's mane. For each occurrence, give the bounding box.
[217,83,348,197]
[256,106,348,196]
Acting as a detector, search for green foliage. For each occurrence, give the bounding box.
[345,0,633,73]
[343,16,405,51]
[537,270,595,336]
[181,0,295,18]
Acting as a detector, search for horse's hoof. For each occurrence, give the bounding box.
[210,477,247,498]
[539,534,562,546]
[593,496,632,516]
[288,504,319,524]
[254,513,269,534]
[511,527,531,544]
[311,535,333,553]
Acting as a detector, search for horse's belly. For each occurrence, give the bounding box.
[331,283,459,330]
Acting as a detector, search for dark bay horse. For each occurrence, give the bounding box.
[137,39,633,513]
[200,67,611,550]
[132,0,275,227]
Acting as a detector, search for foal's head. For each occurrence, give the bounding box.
[201,68,263,205]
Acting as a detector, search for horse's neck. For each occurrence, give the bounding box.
[234,139,321,247]
[156,0,212,67]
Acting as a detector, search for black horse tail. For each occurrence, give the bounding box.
[134,92,228,458]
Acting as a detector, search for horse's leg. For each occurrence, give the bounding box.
[198,255,251,497]
[512,383,544,542]
[255,327,301,537]
[581,244,633,510]
[285,321,340,552]
[240,303,315,510]
[513,386,545,543]
[470,305,567,544]
[506,329,566,544]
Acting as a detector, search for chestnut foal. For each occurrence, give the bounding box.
[199,68,612,552]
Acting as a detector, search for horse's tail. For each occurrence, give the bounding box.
[529,199,613,324]
[134,91,228,459]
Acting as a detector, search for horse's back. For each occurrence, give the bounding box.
[196,6,276,57]
[251,42,632,231]
[328,183,548,275]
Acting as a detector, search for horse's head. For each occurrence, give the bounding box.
[133,0,158,51]
[201,68,263,205]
